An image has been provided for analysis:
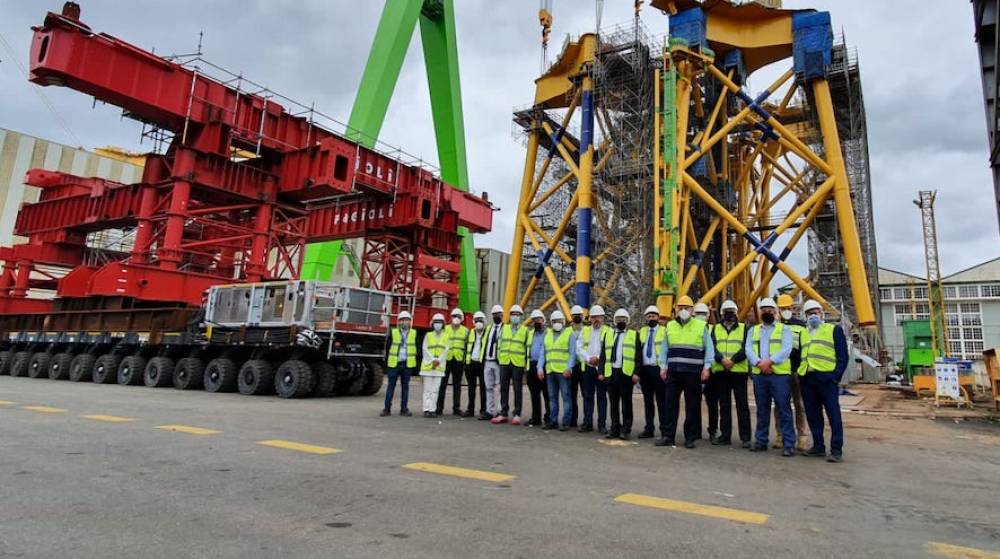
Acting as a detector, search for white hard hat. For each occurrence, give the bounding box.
[450,308,464,318]
[398,310,412,320]
[693,302,710,315]
[570,305,584,316]
[802,299,823,313]
[473,311,486,321]
[720,300,738,312]
[550,310,565,322]
[431,313,445,323]
[589,305,605,317]
[613,308,630,320]
[490,304,504,314]
[643,305,659,316]
[509,304,524,315]
[530,309,545,320]
[758,297,777,309]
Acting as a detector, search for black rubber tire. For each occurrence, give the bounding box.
[275,359,314,399]
[238,359,274,395]
[204,358,237,393]
[310,361,337,397]
[144,357,174,388]
[361,361,385,396]
[69,354,96,382]
[27,352,51,379]
[117,355,147,386]
[10,351,31,377]
[0,350,13,375]
[92,354,121,384]
[48,353,73,380]
[346,371,367,395]
[173,357,205,390]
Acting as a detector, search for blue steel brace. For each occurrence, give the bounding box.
[741,231,781,264]
[532,248,554,279]
[546,125,568,160]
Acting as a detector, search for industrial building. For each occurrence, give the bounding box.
[879,258,1000,363]
[973,0,1000,234]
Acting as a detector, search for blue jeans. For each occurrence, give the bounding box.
[580,366,607,429]
[801,373,844,454]
[752,374,794,449]
[384,366,413,411]
[546,373,572,426]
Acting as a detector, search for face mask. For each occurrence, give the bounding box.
[432,322,443,332]
[534,322,544,331]
[452,317,461,326]
[807,314,823,328]
[678,310,691,321]
[695,314,708,321]
[493,315,502,324]
[615,321,627,331]
[761,312,775,325]
[399,321,410,331]
[780,310,792,321]
[552,322,564,332]
[511,315,521,326]
[647,319,657,328]
[572,316,582,324]
[474,321,484,331]
[723,311,736,322]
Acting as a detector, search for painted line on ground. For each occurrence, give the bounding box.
[155,424,221,436]
[82,414,136,423]
[0,400,17,405]
[257,439,341,455]
[21,405,67,414]
[927,541,1000,559]
[402,462,516,483]
[615,493,769,525]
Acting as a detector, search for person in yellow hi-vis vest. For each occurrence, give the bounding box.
[602,309,641,440]
[436,308,468,416]
[493,305,529,425]
[420,313,450,417]
[775,294,809,450]
[706,300,750,447]
[745,298,795,456]
[799,299,849,463]
[537,310,576,430]
[381,310,417,417]
[657,296,715,449]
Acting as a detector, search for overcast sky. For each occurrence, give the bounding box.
[0,0,996,278]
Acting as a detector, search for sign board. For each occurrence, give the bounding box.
[934,360,962,402]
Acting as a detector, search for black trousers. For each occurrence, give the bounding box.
[730,374,752,443]
[639,365,667,436]
[705,371,731,439]
[436,359,465,414]
[606,370,634,436]
[569,363,581,426]
[663,369,702,443]
[500,364,524,417]
[465,360,485,414]
[526,360,550,424]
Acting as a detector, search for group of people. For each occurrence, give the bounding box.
[381,294,848,462]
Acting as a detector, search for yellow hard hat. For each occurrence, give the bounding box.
[676,295,694,307]
[777,294,794,308]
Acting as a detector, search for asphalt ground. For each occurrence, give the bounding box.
[1,375,998,559]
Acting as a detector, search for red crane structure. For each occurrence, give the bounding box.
[0,4,492,327]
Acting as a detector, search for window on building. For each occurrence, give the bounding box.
[945,303,958,314]
[946,314,960,326]
[943,286,956,299]
[965,340,985,355]
[963,327,983,340]
[947,327,961,340]
[960,302,981,314]
[981,284,1000,298]
[893,287,910,300]
[880,287,893,300]
[958,285,979,299]
[948,341,963,355]
[913,286,928,299]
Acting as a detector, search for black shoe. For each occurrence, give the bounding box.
[578,424,593,433]
[804,447,826,457]
[453,409,463,416]
[598,427,608,436]
[750,443,767,452]
[527,419,541,427]
[605,431,620,439]
[827,453,843,463]
[715,437,731,446]
[559,425,569,432]
[684,440,696,449]
[463,410,474,418]
[423,411,433,418]
[710,435,721,445]
[620,432,630,441]
[781,448,794,457]
[655,438,674,447]
[435,410,444,417]
[741,440,751,449]
[570,421,578,428]
[477,413,491,420]
[380,408,390,417]
[542,423,555,430]
[638,430,654,439]
[400,409,412,417]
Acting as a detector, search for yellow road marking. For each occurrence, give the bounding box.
[22,405,67,414]
[155,424,221,436]
[598,438,634,447]
[615,493,769,525]
[927,542,1000,559]
[82,414,136,423]
[0,400,16,405]
[402,462,515,483]
[257,439,341,455]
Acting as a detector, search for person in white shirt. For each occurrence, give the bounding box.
[576,305,610,434]
[482,305,504,419]
[420,314,450,417]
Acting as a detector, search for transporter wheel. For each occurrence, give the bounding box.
[204,358,237,393]
[274,359,314,399]
[48,353,73,380]
[27,352,51,379]
[238,360,274,396]
[310,361,337,397]
[361,361,385,396]
[0,350,13,375]
[144,357,174,388]
[173,358,205,390]
[92,354,121,384]
[117,355,146,386]
[69,354,96,382]
[10,351,31,377]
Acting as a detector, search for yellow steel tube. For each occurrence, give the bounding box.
[504,129,541,312]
